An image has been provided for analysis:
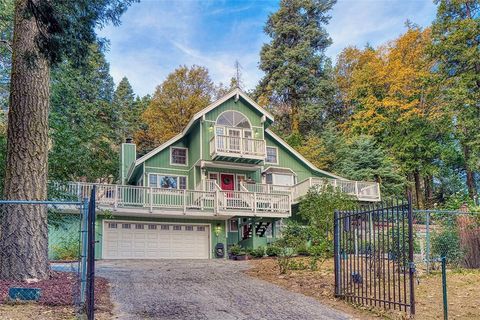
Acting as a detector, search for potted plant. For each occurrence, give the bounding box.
[229,244,250,260]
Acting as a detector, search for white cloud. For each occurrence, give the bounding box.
[98,0,437,96]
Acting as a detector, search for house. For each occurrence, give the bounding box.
[62,88,380,260]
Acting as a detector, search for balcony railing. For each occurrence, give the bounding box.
[51,181,291,217]
[292,178,381,202]
[209,134,266,160]
[239,178,381,202]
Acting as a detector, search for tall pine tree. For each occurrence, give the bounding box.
[257,0,336,137]
[431,0,480,199]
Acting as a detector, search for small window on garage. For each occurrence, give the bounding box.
[108,223,117,229]
[160,225,169,230]
[122,223,131,229]
[135,224,144,229]
[185,225,194,231]
[173,225,182,231]
[197,226,206,232]
[148,224,157,230]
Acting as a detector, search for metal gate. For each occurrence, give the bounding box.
[334,198,416,315]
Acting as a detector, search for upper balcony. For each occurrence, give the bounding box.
[209,133,266,163]
[53,181,291,219]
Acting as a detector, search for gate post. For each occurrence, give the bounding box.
[407,193,416,316]
[86,186,96,320]
[80,197,89,305]
[334,210,341,297]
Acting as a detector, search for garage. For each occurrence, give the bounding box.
[103,221,210,259]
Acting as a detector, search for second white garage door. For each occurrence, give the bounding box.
[103,221,210,259]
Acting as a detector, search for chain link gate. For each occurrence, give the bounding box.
[334,197,416,316]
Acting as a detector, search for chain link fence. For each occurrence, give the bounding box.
[412,210,480,274]
[0,200,89,318]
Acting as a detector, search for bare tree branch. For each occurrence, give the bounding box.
[0,39,12,53]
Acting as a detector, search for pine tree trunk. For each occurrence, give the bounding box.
[0,0,50,280]
[413,170,424,209]
[424,175,433,208]
[290,101,299,134]
[463,145,477,200]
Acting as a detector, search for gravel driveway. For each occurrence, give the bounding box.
[97,259,352,320]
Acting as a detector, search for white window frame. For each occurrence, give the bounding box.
[265,146,279,164]
[148,173,188,190]
[170,147,188,166]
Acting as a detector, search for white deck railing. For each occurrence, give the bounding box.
[209,134,266,159]
[51,181,290,216]
[238,178,381,202]
[292,178,381,202]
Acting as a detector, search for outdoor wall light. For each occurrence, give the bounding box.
[208,124,214,132]
[214,223,222,237]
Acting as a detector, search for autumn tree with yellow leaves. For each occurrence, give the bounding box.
[135,65,217,154]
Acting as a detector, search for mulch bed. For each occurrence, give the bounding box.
[0,271,110,308]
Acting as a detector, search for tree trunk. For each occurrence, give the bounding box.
[424,175,433,208]
[413,170,424,209]
[463,145,477,200]
[0,0,50,280]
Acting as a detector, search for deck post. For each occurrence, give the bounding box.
[252,192,256,213]
[149,187,153,212]
[114,185,118,209]
[354,181,358,198]
[183,189,187,214]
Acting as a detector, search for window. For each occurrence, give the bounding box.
[170,147,187,165]
[160,225,169,230]
[266,147,278,164]
[122,223,131,229]
[173,225,182,231]
[185,226,194,231]
[229,219,238,232]
[135,224,144,230]
[197,226,206,232]
[148,224,157,230]
[108,223,117,229]
[149,174,187,189]
[216,111,250,129]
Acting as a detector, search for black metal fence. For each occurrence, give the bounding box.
[0,192,96,319]
[334,198,416,316]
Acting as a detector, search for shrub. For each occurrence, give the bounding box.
[251,246,265,258]
[51,236,79,261]
[266,245,281,257]
[432,225,463,267]
[229,244,242,256]
[275,221,308,274]
[296,243,310,256]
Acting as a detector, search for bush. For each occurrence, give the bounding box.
[296,243,310,256]
[229,244,242,256]
[51,236,79,261]
[432,226,463,267]
[251,246,265,258]
[266,245,281,257]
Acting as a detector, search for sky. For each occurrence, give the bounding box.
[97,0,438,97]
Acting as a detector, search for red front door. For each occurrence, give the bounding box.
[220,174,235,191]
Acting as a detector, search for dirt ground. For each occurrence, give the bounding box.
[415,268,480,319]
[0,275,113,320]
[246,257,480,319]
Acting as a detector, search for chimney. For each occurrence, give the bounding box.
[120,138,136,184]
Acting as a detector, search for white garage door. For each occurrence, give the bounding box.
[103,221,210,259]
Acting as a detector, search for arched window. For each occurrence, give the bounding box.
[216,111,251,129]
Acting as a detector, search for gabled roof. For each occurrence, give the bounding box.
[127,88,274,179]
[265,129,346,180]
